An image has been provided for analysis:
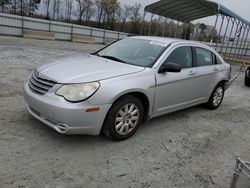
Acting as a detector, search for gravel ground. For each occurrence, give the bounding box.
[0,36,250,188]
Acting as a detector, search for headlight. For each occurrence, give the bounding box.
[56,82,100,102]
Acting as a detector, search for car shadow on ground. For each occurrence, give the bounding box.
[23,105,206,145]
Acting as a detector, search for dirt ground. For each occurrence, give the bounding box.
[0,36,250,188]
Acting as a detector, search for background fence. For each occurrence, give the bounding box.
[0,13,129,44]
[0,13,249,61]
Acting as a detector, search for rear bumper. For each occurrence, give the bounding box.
[224,81,231,90]
[224,70,241,90]
[23,82,111,135]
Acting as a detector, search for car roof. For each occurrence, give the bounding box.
[130,36,211,49]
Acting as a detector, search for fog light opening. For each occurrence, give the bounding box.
[57,123,67,132]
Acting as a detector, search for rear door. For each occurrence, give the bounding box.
[192,47,224,98]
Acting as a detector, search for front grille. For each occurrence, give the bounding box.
[28,71,57,95]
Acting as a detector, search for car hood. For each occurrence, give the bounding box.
[36,54,145,83]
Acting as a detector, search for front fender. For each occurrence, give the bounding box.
[87,69,156,115]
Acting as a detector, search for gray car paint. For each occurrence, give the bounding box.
[23,36,231,135]
[37,54,145,83]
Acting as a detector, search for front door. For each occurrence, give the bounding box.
[153,46,205,116]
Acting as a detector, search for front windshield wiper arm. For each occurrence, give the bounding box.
[98,55,127,64]
[92,52,100,56]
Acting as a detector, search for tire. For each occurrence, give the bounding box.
[244,67,250,87]
[205,83,225,110]
[102,95,144,141]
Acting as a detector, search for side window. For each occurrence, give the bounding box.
[164,46,193,69]
[195,47,214,66]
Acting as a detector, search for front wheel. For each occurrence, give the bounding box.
[205,84,225,110]
[102,95,144,141]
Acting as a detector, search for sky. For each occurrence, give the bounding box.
[120,0,250,24]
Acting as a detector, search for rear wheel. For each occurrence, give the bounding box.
[205,84,225,110]
[102,95,144,141]
[244,67,250,87]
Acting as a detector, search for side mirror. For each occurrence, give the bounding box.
[158,62,182,73]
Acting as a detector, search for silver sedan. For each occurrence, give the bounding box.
[23,36,231,140]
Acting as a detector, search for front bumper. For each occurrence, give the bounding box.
[23,82,111,135]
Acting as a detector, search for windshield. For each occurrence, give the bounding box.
[96,38,168,67]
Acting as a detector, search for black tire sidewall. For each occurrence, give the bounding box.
[103,95,144,141]
[245,67,250,87]
[207,84,225,109]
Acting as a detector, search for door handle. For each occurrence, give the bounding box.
[213,67,219,71]
[188,71,196,76]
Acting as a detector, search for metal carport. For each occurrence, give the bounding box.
[142,0,250,63]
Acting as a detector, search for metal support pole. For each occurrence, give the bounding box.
[148,14,154,36]
[211,14,219,45]
[236,26,248,62]
[90,27,93,36]
[239,28,249,62]
[232,22,243,61]
[49,20,51,32]
[234,25,246,61]
[14,0,17,14]
[21,0,23,15]
[225,18,235,57]
[140,11,147,35]
[29,0,31,17]
[21,0,24,37]
[229,20,240,57]
[215,15,225,51]
[245,41,250,56]
[103,29,106,44]
[220,16,230,55]
[71,23,73,41]
[22,16,24,37]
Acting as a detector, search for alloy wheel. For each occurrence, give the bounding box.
[212,86,223,107]
[115,103,140,136]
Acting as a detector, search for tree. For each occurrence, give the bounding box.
[52,0,61,20]
[7,0,39,16]
[43,0,51,19]
[95,0,104,27]
[118,5,131,32]
[198,23,207,41]
[130,3,141,34]
[102,0,120,29]
[0,0,10,13]
[65,0,74,21]
[28,0,41,16]
[76,0,93,24]
[84,0,93,24]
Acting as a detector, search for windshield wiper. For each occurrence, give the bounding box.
[99,55,127,64]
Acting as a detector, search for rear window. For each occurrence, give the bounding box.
[195,47,214,66]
